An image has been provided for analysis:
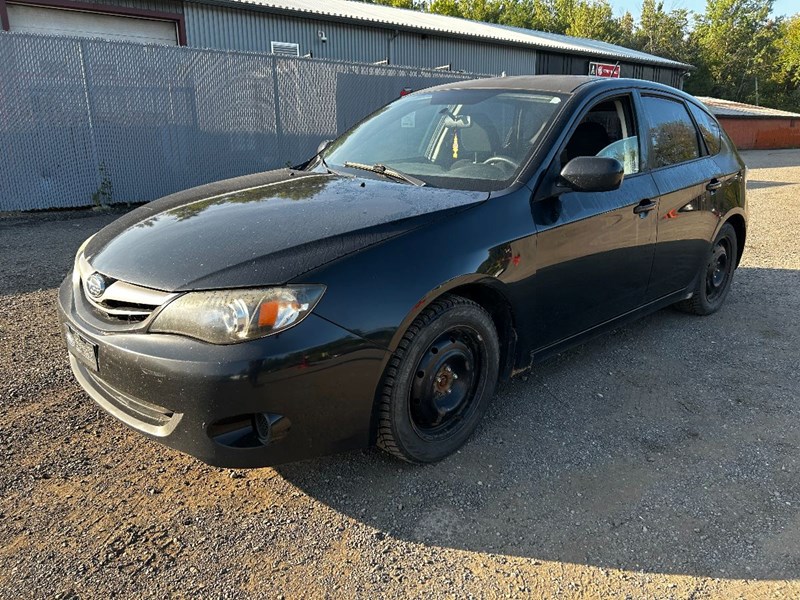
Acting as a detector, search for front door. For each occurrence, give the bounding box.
[531,93,659,350]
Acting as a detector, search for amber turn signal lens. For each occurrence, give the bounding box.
[258,301,280,327]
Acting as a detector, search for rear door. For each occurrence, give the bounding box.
[531,92,659,349]
[687,101,746,223]
[640,95,722,301]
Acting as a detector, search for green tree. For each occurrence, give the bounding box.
[359,0,419,7]
[567,0,624,42]
[430,0,630,43]
[496,0,545,30]
[777,15,800,85]
[617,11,637,48]
[634,0,691,62]
[688,0,781,102]
[427,0,503,21]
[761,14,800,109]
[525,0,577,34]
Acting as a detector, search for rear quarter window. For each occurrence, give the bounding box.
[688,103,722,155]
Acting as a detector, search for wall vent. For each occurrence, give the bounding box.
[270,41,300,57]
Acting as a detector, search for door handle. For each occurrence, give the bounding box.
[706,179,723,192]
[633,199,657,215]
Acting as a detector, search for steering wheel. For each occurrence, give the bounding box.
[482,155,519,170]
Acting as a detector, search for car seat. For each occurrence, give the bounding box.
[562,121,611,166]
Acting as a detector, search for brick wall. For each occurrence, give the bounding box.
[719,117,800,150]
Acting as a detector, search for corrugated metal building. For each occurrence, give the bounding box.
[0,0,691,86]
[698,97,800,150]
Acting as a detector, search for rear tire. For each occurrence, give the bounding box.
[675,223,738,316]
[376,294,499,464]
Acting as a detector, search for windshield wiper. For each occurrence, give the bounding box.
[343,162,426,187]
[318,153,345,176]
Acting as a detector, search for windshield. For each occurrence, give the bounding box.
[322,89,566,191]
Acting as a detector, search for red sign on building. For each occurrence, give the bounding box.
[589,62,621,78]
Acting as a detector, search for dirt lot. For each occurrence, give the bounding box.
[1,149,799,599]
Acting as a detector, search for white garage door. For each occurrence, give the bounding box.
[8,5,179,45]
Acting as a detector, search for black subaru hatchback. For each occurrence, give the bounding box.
[59,76,746,468]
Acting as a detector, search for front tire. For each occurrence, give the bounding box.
[675,222,738,315]
[376,294,500,464]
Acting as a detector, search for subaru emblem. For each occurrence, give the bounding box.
[86,272,106,299]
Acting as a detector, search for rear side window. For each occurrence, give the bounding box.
[642,96,700,168]
[688,103,722,155]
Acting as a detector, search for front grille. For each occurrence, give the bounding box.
[76,255,176,325]
[96,299,155,322]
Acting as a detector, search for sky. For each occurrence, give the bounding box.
[611,0,796,19]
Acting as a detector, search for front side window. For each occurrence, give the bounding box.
[642,96,701,168]
[560,96,640,176]
[322,89,566,191]
[688,103,722,155]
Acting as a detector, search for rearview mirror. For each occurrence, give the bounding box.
[559,156,624,193]
[442,114,472,129]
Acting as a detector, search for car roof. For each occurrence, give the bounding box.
[420,75,697,103]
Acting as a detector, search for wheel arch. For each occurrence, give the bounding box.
[368,277,518,449]
[724,212,747,267]
[388,275,519,383]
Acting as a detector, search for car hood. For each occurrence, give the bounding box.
[85,169,487,291]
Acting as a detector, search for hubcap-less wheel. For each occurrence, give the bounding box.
[376,294,500,464]
[706,239,731,302]
[674,222,739,316]
[410,329,482,436]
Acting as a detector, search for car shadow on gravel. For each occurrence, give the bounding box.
[277,266,800,581]
[747,180,793,190]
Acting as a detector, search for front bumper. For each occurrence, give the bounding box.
[57,276,390,468]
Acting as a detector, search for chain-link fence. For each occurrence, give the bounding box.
[0,32,485,212]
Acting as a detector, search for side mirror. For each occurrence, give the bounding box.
[317,139,333,155]
[559,156,624,193]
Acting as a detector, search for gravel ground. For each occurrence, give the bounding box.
[1,150,799,599]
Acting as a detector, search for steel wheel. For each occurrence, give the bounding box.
[705,237,732,302]
[376,294,500,463]
[675,222,739,316]
[409,328,484,438]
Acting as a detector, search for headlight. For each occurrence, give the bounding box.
[149,285,326,344]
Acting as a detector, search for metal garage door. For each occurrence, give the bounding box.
[7,5,178,45]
